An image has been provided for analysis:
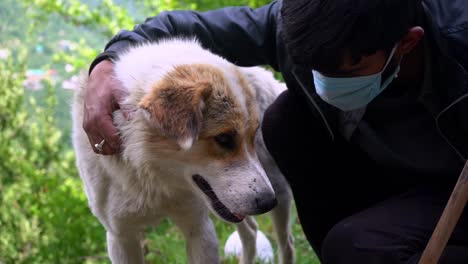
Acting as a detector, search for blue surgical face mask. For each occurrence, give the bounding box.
[312,45,401,111]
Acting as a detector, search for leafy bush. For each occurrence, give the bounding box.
[0,54,108,264]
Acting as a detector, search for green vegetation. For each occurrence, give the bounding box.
[0,0,319,263]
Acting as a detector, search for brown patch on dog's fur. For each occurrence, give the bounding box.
[193,67,260,166]
[198,85,245,163]
[139,63,261,166]
[233,67,259,153]
[139,64,222,148]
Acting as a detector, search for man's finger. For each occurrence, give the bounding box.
[85,130,105,154]
[83,60,123,155]
[112,87,130,120]
[99,140,117,155]
[84,114,121,155]
[98,115,122,153]
[112,85,127,104]
[86,129,119,155]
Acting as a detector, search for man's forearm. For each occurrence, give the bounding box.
[89,1,281,74]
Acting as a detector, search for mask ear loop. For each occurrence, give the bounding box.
[380,43,399,73]
[379,43,403,89]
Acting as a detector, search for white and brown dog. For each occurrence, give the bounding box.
[72,39,294,264]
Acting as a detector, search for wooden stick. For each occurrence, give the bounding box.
[419,160,468,264]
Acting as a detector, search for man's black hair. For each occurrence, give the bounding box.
[281,0,422,72]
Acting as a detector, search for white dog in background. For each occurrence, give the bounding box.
[72,38,294,264]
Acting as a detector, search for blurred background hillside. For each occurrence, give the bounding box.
[0,0,318,263]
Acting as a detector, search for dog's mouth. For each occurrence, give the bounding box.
[192,174,245,223]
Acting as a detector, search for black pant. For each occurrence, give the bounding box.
[262,91,468,264]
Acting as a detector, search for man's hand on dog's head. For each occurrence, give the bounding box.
[83,60,125,155]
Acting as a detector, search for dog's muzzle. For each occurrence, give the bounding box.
[192,174,245,223]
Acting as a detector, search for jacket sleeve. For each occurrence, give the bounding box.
[89,1,281,73]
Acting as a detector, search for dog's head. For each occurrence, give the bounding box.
[135,63,276,223]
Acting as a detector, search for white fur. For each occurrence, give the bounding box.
[72,38,294,264]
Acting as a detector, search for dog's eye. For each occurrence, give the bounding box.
[214,132,236,150]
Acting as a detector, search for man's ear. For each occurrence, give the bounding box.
[398,26,425,55]
[138,79,212,150]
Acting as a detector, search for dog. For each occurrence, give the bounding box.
[72,38,294,264]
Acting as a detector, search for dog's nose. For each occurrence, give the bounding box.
[254,193,277,214]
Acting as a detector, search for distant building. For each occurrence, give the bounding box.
[24,69,57,90]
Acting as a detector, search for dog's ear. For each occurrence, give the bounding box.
[139,76,213,150]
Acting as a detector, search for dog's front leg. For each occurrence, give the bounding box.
[106,231,144,264]
[236,216,258,264]
[171,207,219,264]
[270,194,295,264]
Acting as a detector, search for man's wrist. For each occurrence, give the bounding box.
[88,51,117,76]
[90,60,114,78]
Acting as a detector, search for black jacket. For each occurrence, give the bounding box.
[90,0,468,160]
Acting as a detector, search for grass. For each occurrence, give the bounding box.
[78,203,320,264]
[117,205,318,264]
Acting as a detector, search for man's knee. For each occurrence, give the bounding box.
[321,218,384,264]
[321,219,360,264]
[321,216,414,264]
